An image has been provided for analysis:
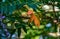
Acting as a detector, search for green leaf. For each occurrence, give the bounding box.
[23,26,27,33]
[39,25,45,29]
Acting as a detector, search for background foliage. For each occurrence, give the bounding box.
[0,0,60,39]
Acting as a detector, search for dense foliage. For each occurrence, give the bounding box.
[0,0,60,39]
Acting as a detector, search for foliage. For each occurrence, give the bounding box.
[0,0,60,39]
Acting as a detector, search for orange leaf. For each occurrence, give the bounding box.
[28,13,40,28]
[33,14,40,27]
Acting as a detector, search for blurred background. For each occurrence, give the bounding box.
[0,0,60,39]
